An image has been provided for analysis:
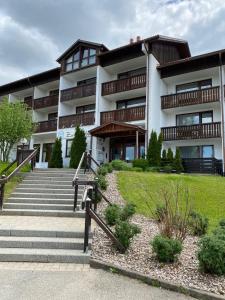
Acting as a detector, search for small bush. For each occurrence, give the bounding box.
[162,165,173,173]
[120,203,136,221]
[97,166,108,176]
[104,204,121,226]
[154,204,167,222]
[189,211,209,236]
[146,166,161,172]
[102,163,113,173]
[133,159,148,171]
[111,160,131,171]
[219,219,225,229]
[151,235,183,263]
[130,167,143,172]
[20,163,31,173]
[115,221,141,251]
[198,235,225,275]
[96,175,107,190]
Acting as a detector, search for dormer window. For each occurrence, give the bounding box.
[65,47,96,72]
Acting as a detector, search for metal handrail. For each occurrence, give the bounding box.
[72,152,86,184]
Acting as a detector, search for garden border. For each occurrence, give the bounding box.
[90,258,225,300]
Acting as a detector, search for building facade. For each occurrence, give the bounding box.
[0,35,225,173]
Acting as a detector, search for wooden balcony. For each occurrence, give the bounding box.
[59,112,95,129]
[60,83,96,102]
[35,119,57,133]
[161,86,220,109]
[161,122,221,141]
[102,74,146,96]
[33,95,59,110]
[100,106,146,125]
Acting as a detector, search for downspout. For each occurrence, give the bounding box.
[143,41,150,155]
[219,52,225,174]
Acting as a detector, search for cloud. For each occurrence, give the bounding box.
[0,0,225,84]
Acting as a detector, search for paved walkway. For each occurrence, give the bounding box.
[0,263,195,300]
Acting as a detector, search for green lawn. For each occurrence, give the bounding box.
[117,172,225,231]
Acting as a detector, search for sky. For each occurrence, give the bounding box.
[0,0,225,85]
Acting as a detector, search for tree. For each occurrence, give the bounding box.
[161,149,167,166]
[147,131,158,166]
[156,132,163,166]
[49,138,63,168]
[69,125,87,168]
[173,148,184,173]
[167,148,174,165]
[0,99,33,162]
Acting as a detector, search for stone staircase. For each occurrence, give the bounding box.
[0,168,92,263]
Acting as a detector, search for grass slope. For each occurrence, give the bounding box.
[117,172,225,231]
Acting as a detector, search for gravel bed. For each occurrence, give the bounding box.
[92,172,225,296]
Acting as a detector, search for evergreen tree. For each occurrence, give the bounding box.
[161,149,167,166]
[156,132,163,166]
[70,125,87,169]
[147,131,158,166]
[49,138,63,168]
[167,148,174,165]
[173,148,184,173]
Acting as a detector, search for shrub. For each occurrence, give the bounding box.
[130,167,143,172]
[115,221,141,251]
[133,159,148,171]
[198,235,225,275]
[111,160,131,171]
[151,235,183,263]
[120,203,136,221]
[146,166,161,172]
[96,175,107,190]
[189,211,208,236]
[219,219,225,229]
[154,204,167,222]
[103,163,113,173]
[49,138,63,168]
[161,165,173,173]
[104,204,121,226]
[70,126,87,169]
[147,131,162,167]
[161,149,167,166]
[173,148,184,173]
[166,148,174,165]
[20,163,31,173]
[97,166,108,176]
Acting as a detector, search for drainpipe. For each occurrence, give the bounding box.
[143,41,150,156]
[219,52,225,175]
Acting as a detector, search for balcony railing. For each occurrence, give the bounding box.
[24,98,33,109]
[35,119,57,133]
[61,83,96,102]
[33,95,59,110]
[59,112,95,129]
[161,86,220,109]
[102,74,146,96]
[161,122,221,141]
[100,106,146,125]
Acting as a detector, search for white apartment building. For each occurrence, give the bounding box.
[0,35,225,173]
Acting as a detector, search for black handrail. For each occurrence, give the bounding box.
[0,148,39,210]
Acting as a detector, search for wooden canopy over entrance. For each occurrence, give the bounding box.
[89,121,145,138]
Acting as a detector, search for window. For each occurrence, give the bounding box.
[176,111,213,126]
[176,79,212,93]
[179,145,214,159]
[116,97,146,109]
[49,89,59,96]
[66,139,73,157]
[118,67,146,79]
[48,112,58,120]
[77,77,96,86]
[76,104,95,114]
[65,47,96,72]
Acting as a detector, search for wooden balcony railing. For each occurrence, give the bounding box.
[161,122,221,141]
[59,112,95,129]
[33,95,59,110]
[161,86,220,109]
[61,83,96,102]
[100,106,146,125]
[24,98,33,109]
[102,74,146,96]
[35,119,57,133]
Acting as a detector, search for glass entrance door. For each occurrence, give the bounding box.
[125,146,135,161]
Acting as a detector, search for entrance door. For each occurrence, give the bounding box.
[42,143,54,163]
[125,145,135,161]
[111,143,123,160]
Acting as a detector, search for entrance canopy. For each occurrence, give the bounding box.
[89,122,145,138]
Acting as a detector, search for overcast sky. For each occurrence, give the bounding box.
[0,0,225,85]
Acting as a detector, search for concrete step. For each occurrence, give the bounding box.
[15,188,75,194]
[11,193,76,199]
[0,248,90,263]
[0,229,88,238]
[0,209,85,218]
[7,197,80,205]
[3,203,74,211]
[0,236,91,250]
[18,184,74,189]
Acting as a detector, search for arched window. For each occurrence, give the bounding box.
[65,48,96,72]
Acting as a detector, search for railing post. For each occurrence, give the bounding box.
[74,179,78,211]
[93,182,98,211]
[84,199,91,253]
[0,175,6,211]
[84,152,87,174]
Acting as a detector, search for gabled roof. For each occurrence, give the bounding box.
[89,121,145,138]
[57,39,109,63]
